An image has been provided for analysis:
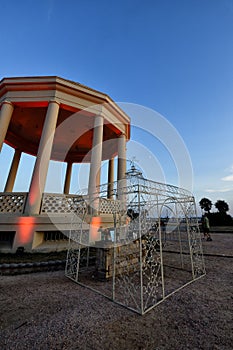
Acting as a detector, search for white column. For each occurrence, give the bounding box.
[117,133,126,181]
[88,114,104,200]
[0,101,14,152]
[25,100,60,215]
[117,133,127,199]
[4,149,22,192]
[107,158,114,199]
[64,162,72,194]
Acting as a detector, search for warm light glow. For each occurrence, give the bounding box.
[17,217,35,245]
[28,178,40,206]
[89,216,102,242]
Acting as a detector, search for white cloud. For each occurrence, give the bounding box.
[221,164,233,181]
[222,175,233,181]
[205,188,233,193]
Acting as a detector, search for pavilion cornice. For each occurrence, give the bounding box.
[0,76,130,139]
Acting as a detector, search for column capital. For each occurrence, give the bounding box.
[96,112,104,117]
[94,113,104,120]
[92,104,104,116]
[0,100,14,108]
[118,132,126,138]
[49,99,60,106]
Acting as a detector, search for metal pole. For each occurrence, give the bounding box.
[175,202,184,269]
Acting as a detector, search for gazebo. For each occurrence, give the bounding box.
[65,166,205,315]
[0,76,130,253]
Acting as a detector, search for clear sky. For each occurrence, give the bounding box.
[0,0,232,215]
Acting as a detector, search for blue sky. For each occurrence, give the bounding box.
[0,0,233,214]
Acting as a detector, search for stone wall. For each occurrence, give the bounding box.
[95,240,142,280]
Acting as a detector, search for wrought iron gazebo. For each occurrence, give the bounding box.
[65,167,205,315]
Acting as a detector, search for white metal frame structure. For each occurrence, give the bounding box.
[65,169,205,315]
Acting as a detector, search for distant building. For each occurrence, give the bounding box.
[0,76,130,252]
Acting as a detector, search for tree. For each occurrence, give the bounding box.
[199,198,212,213]
[215,200,229,214]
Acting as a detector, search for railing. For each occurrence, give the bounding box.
[40,193,85,214]
[0,193,27,214]
[41,193,121,215]
[0,192,120,215]
[99,197,122,214]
